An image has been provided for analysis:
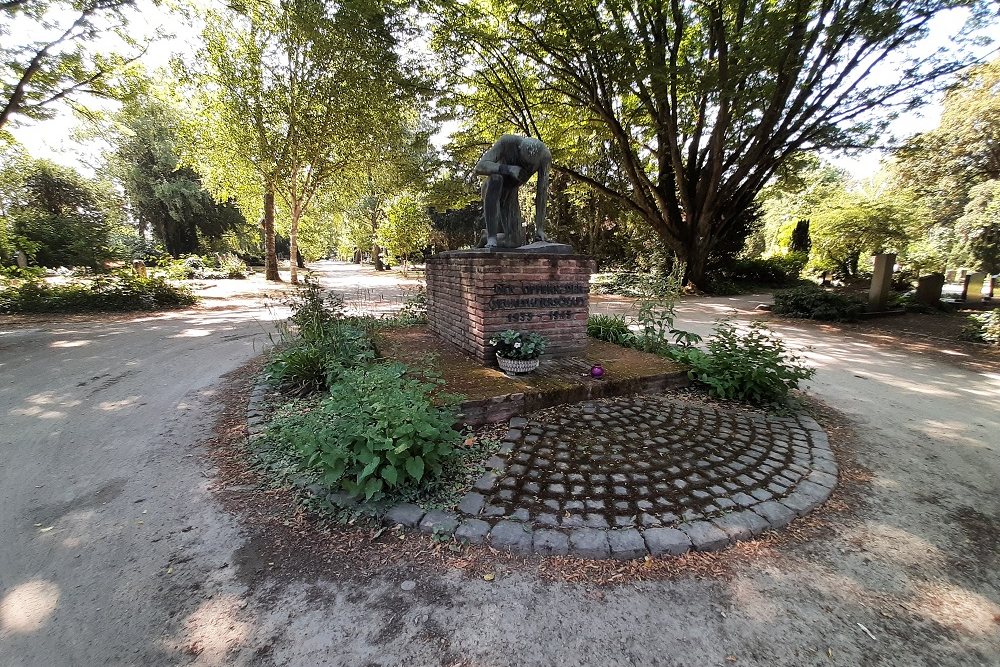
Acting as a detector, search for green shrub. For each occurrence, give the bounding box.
[0,273,196,313]
[679,321,815,404]
[266,283,375,394]
[218,252,248,279]
[287,282,345,342]
[630,262,702,350]
[396,286,427,324]
[266,341,334,396]
[587,314,636,346]
[591,271,643,296]
[719,253,808,286]
[772,286,865,321]
[962,309,1000,345]
[273,363,462,500]
[266,324,375,395]
[0,265,46,281]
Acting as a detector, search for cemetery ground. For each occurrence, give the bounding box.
[1,261,998,666]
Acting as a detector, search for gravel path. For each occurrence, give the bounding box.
[1,262,998,666]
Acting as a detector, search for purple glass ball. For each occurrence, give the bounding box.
[590,365,605,379]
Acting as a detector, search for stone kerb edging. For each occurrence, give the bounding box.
[247,379,837,560]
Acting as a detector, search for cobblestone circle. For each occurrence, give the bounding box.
[387,394,837,559]
[247,381,837,560]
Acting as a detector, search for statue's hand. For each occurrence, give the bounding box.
[503,164,523,181]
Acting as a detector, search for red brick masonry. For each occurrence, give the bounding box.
[427,251,597,363]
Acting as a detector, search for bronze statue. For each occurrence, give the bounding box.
[475,135,551,249]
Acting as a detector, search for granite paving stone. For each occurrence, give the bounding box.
[569,528,611,559]
[455,519,491,544]
[608,528,647,560]
[489,520,533,553]
[642,527,691,556]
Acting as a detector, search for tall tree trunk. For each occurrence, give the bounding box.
[683,244,711,292]
[289,203,300,285]
[373,243,385,271]
[263,185,280,282]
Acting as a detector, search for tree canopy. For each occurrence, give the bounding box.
[435,0,992,286]
[1,0,143,130]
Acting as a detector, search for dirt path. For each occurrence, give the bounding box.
[1,263,998,666]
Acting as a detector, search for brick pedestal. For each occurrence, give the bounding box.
[426,251,596,363]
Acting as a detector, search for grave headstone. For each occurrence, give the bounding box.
[868,253,895,312]
[962,272,986,304]
[916,273,945,307]
[945,269,956,283]
[15,250,27,269]
[131,259,147,278]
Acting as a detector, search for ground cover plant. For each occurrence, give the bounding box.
[262,282,471,506]
[772,285,866,321]
[672,321,815,405]
[962,308,1000,345]
[586,263,814,405]
[265,284,375,395]
[270,363,462,501]
[0,272,196,313]
[586,314,636,347]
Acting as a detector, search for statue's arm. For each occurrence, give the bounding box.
[474,144,503,176]
[475,144,521,179]
[533,154,550,240]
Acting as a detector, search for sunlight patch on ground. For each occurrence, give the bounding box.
[0,580,60,635]
[166,596,253,665]
[916,421,994,449]
[906,581,1000,637]
[170,328,215,338]
[49,339,91,348]
[728,578,783,622]
[862,523,948,570]
[9,391,81,419]
[97,396,142,411]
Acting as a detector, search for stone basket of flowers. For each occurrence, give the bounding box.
[489,330,548,374]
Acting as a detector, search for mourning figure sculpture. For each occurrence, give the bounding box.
[475,134,551,249]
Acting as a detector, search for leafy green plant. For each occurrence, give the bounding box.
[266,323,375,395]
[218,252,248,278]
[680,320,815,404]
[587,314,636,346]
[396,286,427,324]
[772,285,866,321]
[630,262,702,351]
[489,330,547,360]
[962,308,1000,345]
[0,265,46,281]
[0,272,196,313]
[287,281,346,342]
[266,282,376,395]
[266,341,333,396]
[718,253,808,286]
[273,363,462,500]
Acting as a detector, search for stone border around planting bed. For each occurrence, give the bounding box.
[246,377,837,560]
